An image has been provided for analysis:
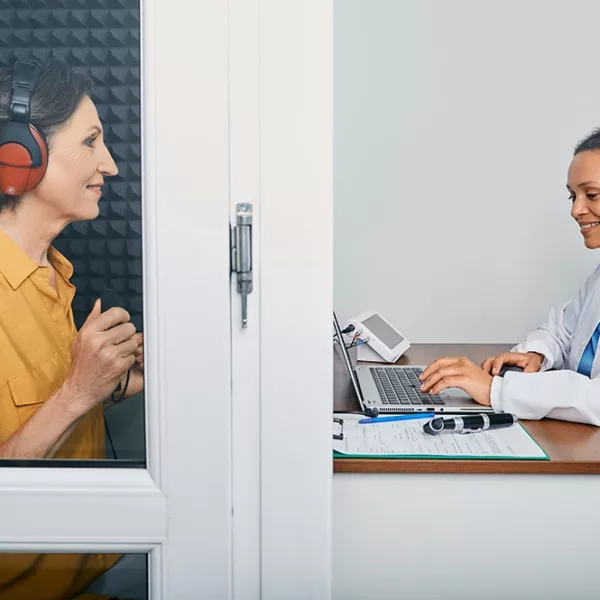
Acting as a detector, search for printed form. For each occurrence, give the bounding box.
[333,414,547,459]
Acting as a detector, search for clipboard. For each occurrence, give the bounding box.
[332,414,549,460]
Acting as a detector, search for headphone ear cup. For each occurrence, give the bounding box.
[0,161,33,196]
[0,125,47,195]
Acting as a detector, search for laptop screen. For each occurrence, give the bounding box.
[333,311,365,408]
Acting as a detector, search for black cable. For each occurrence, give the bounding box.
[332,324,355,339]
[105,367,133,461]
[111,367,131,404]
[347,340,366,349]
[105,417,118,460]
[333,333,364,351]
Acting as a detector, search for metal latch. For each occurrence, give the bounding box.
[231,203,253,327]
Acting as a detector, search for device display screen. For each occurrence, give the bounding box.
[362,314,404,348]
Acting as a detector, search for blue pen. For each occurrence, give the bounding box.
[358,413,433,425]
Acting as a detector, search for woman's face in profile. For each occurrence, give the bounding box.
[568,150,600,249]
[32,95,118,224]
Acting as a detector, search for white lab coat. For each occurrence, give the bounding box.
[491,263,600,425]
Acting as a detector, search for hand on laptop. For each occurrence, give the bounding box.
[418,356,493,406]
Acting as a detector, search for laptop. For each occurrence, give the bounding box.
[333,311,494,415]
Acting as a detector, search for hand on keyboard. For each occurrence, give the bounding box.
[371,367,445,406]
[418,356,494,407]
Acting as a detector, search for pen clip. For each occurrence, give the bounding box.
[460,427,484,434]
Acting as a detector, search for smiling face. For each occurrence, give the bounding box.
[568,150,600,249]
[28,95,118,223]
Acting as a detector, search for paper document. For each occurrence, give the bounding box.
[333,414,548,460]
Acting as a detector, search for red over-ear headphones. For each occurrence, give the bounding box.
[0,60,48,196]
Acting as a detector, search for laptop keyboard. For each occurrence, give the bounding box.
[370,366,445,406]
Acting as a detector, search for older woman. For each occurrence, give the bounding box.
[0,59,144,599]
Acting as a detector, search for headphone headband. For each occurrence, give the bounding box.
[9,61,42,123]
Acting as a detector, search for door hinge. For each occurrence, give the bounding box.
[230,203,253,328]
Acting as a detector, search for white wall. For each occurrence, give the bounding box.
[333,474,600,599]
[334,0,600,343]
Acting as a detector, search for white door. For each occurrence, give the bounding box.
[0,0,333,597]
[229,1,333,597]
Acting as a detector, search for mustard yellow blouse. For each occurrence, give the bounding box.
[0,230,119,599]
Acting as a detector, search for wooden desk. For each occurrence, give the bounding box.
[334,343,600,474]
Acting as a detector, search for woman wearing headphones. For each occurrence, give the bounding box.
[0,59,144,598]
[420,128,600,426]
